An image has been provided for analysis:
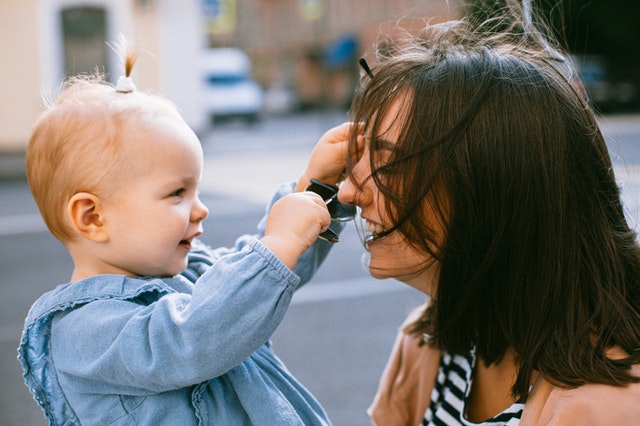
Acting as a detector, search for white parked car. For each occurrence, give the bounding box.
[202,48,264,123]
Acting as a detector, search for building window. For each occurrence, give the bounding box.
[61,7,109,78]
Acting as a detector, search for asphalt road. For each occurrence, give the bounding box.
[1,110,638,425]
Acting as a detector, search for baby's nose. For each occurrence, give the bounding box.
[192,198,209,222]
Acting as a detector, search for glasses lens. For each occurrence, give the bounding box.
[306,179,355,221]
[331,201,356,222]
[306,180,335,201]
[306,178,357,243]
[318,227,340,243]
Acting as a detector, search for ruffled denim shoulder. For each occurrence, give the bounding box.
[18,275,187,425]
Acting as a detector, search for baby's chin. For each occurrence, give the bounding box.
[137,263,187,278]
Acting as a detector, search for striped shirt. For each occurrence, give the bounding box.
[423,348,524,426]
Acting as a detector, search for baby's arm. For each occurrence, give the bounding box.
[182,189,331,282]
[260,192,330,270]
[261,123,351,270]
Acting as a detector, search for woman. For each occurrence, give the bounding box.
[337,3,640,425]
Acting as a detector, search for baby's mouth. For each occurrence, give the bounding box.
[180,231,202,251]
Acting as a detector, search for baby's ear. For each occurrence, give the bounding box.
[67,192,109,243]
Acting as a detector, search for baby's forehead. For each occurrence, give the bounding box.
[123,110,200,155]
[53,83,193,159]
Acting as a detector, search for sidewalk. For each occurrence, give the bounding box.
[201,150,310,207]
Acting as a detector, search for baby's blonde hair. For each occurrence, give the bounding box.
[26,51,182,242]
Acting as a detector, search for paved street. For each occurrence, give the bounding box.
[0,110,639,425]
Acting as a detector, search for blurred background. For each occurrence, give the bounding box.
[1,1,640,425]
[1,0,639,169]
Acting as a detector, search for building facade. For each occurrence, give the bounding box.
[0,0,460,156]
[206,0,461,108]
[0,0,207,156]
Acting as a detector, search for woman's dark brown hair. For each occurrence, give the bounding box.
[348,5,640,400]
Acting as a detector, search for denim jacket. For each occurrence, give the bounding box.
[19,183,341,425]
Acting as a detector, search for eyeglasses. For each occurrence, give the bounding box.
[306,178,356,243]
[359,57,374,78]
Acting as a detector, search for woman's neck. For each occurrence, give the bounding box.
[466,350,524,422]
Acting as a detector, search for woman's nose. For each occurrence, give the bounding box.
[337,176,358,206]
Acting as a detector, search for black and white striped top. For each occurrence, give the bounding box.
[423,348,524,426]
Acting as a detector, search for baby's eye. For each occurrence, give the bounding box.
[170,188,186,197]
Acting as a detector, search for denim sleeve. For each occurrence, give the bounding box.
[257,181,345,284]
[51,240,300,394]
[181,181,344,285]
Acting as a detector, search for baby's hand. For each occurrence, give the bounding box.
[296,122,353,191]
[261,191,331,269]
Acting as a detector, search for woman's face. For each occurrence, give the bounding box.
[338,99,440,295]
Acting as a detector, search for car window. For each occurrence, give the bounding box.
[206,74,248,85]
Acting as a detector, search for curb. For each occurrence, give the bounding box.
[0,152,25,180]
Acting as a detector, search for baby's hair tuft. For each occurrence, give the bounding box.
[109,35,138,93]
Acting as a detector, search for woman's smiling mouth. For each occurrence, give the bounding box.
[364,219,387,247]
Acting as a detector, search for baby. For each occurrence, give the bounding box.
[19,49,350,425]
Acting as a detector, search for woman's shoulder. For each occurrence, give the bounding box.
[368,303,441,426]
[522,365,640,425]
